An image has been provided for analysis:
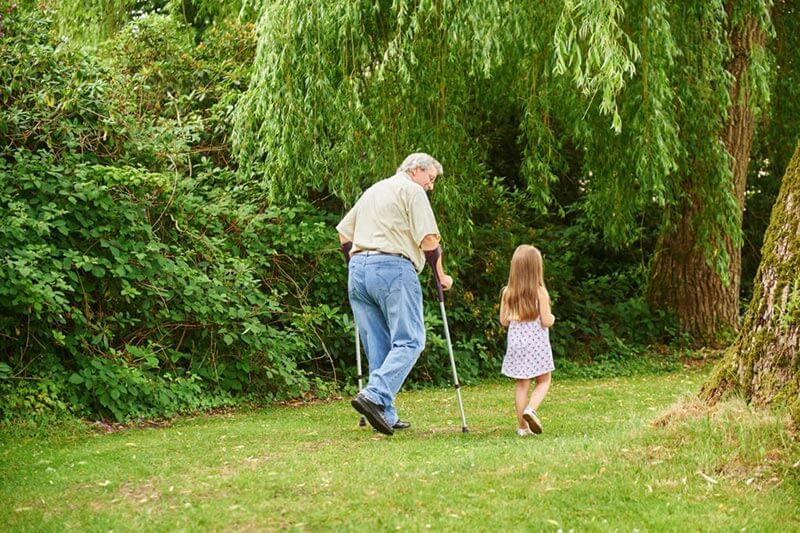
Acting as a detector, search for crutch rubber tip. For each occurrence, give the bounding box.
[462,427,469,433]
[359,417,367,427]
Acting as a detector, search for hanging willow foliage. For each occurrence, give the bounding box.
[46,0,775,263]
[51,0,135,44]
[233,0,773,264]
[231,0,640,249]
[577,0,681,245]
[233,0,772,253]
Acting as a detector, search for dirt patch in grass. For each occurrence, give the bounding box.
[651,397,714,427]
[117,479,161,504]
[219,453,275,478]
[713,448,794,490]
[88,419,173,434]
[651,397,798,490]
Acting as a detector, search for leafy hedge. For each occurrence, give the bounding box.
[0,149,348,421]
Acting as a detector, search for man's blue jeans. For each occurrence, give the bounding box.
[348,254,425,426]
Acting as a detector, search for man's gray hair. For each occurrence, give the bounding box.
[397,153,443,175]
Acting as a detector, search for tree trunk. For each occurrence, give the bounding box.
[648,191,740,342]
[647,8,766,343]
[700,143,800,425]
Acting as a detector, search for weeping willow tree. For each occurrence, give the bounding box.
[231,0,774,340]
[646,0,772,342]
[231,0,639,253]
[558,0,772,342]
[46,0,778,342]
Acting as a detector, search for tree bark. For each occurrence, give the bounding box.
[700,143,800,425]
[648,190,740,342]
[647,8,766,343]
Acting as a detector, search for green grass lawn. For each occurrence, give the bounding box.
[2,367,798,531]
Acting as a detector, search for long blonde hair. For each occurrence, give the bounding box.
[501,245,545,321]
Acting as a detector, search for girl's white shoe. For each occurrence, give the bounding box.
[516,428,534,437]
[523,407,543,434]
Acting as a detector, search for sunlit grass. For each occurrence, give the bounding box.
[1,367,798,531]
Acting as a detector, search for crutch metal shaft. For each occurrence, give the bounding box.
[424,247,468,433]
[341,241,366,427]
[355,328,366,426]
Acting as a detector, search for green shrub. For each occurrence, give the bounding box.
[0,149,343,419]
[67,349,235,422]
[0,374,76,425]
[0,6,325,422]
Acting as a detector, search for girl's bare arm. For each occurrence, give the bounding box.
[539,286,555,328]
[499,287,510,327]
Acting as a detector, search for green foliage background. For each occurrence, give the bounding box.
[0,0,795,424]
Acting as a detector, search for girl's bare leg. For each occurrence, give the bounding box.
[528,372,551,411]
[515,379,531,428]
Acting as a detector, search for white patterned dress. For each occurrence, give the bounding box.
[501,318,554,379]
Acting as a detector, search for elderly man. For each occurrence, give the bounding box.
[337,153,453,435]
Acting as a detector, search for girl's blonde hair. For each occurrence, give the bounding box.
[502,245,545,321]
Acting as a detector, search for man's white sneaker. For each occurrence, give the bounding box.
[523,407,543,434]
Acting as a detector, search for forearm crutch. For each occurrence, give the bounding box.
[341,242,366,427]
[354,328,366,427]
[424,247,469,433]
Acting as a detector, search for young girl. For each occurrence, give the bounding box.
[499,245,555,437]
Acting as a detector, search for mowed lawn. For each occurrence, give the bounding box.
[2,366,798,531]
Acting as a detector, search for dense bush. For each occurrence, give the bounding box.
[0,6,289,424]
[96,12,255,171]
[0,148,347,421]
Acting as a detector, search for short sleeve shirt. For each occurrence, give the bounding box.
[336,172,440,272]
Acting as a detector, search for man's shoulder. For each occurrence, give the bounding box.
[360,173,428,210]
[391,172,428,195]
[368,172,423,196]
[367,173,404,190]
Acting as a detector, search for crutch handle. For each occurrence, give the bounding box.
[424,246,445,303]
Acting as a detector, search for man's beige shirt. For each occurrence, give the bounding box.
[336,172,440,272]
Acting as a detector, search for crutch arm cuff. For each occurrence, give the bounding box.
[424,246,445,303]
[423,246,442,270]
[341,241,353,264]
